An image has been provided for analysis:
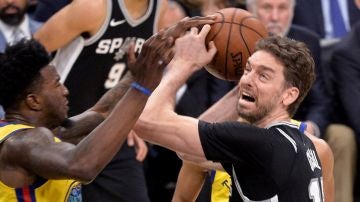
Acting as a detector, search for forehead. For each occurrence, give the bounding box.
[247,50,284,72]
[40,65,59,82]
[0,0,27,5]
[257,0,292,6]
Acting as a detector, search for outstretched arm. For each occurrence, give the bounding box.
[135,25,217,157]
[2,34,171,184]
[173,86,239,201]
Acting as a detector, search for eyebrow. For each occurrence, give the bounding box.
[247,61,275,73]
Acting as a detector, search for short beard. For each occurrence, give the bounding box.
[0,5,26,26]
[237,104,271,124]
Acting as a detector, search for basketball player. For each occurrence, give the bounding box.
[172,90,334,202]
[134,25,333,201]
[0,35,171,201]
[34,0,164,201]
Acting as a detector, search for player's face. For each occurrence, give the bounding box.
[0,0,27,25]
[237,50,289,124]
[38,65,69,128]
[253,0,293,37]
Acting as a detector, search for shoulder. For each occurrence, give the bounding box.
[2,127,55,151]
[289,25,320,42]
[29,18,43,31]
[306,133,333,161]
[0,127,55,164]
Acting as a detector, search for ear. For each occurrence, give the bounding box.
[25,94,42,111]
[282,87,299,106]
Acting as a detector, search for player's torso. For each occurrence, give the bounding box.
[53,0,161,115]
[229,122,323,202]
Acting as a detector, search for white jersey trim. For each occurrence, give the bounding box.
[232,166,279,202]
[52,37,85,83]
[266,121,299,130]
[119,0,154,27]
[275,128,298,153]
[84,0,113,46]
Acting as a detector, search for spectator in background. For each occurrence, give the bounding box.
[34,0,167,201]
[0,0,42,119]
[292,0,360,40]
[0,0,42,50]
[331,21,360,201]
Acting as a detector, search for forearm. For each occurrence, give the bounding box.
[91,72,133,117]
[55,111,105,144]
[69,88,149,181]
[199,86,239,122]
[173,161,208,202]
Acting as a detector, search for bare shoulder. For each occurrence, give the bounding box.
[306,134,334,163]
[1,127,55,162]
[306,134,333,157]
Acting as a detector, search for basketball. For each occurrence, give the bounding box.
[205,8,268,81]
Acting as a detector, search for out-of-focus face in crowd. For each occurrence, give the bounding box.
[0,0,28,26]
[247,0,294,37]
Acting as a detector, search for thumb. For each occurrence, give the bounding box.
[127,42,136,64]
[208,41,217,58]
[127,132,135,146]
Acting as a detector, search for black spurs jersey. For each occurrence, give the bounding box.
[199,121,324,202]
[53,0,162,116]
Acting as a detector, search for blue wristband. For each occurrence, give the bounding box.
[131,82,152,96]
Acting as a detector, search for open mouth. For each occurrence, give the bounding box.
[242,93,255,102]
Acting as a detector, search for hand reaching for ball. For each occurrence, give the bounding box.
[172,24,217,74]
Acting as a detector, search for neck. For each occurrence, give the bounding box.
[4,112,35,126]
[253,111,291,128]
[124,0,149,20]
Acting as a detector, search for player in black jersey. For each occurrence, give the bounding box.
[135,26,334,201]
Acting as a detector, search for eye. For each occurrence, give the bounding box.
[243,66,251,75]
[259,73,269,82]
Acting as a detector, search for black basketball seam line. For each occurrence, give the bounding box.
[224,9,237,80]
[239,16,266,57]
[239,24,251,57]
[212,17,267,38]
[209,11,225,41]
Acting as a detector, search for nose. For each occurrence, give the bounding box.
[239,71,253,88]
[63,84,69,97]
[270,8,279,21]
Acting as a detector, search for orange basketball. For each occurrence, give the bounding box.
[205,8,268,81]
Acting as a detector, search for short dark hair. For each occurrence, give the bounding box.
[255,36,315,116]
[0,39,51,110]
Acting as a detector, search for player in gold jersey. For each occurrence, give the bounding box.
[0,35,170,201]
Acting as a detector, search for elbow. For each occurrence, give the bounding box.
[66,160,101,183]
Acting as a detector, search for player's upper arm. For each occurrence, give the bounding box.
[307,134,335,202]
[156,0,168,31]
[1,128,92,182]
[34,0,106,52]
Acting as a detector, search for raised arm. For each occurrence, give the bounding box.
[2,34,172,184]
[135,25,217,157]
